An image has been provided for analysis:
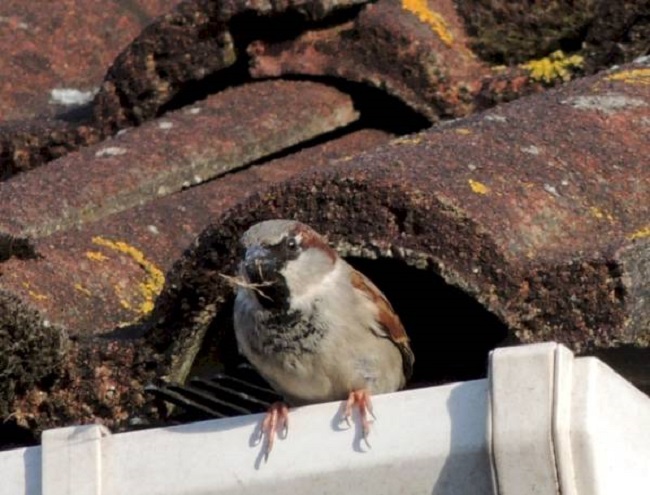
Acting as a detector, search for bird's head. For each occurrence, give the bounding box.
[237,219,338,310]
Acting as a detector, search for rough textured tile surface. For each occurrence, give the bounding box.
[0,80,358,240]
[248,0,489,121]
[0,0,181,178]
[94,0,371,131]
[0,0,180,121]
[0,128,388,337]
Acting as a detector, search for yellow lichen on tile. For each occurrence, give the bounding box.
[86,250,109,262]
[589,207,614,222]
[628,226,650,240]
[606,68,650,86]
[469,179,490,195]
[391,135,423,145]
[74,283,92,296]
[115,288,133,311]
[91,236,165,317]
[22,282,49,301]
[28,290,48,301]
[401,0,454,47]
[521,50,584,84]
[455,128,472,135]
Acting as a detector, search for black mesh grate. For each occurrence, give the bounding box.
[146,366,282,420]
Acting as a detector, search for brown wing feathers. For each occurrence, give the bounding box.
[350,269,415,381]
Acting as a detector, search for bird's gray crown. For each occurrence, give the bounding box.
[241,219,301,247]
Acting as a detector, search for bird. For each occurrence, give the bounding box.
[232,219,414,455]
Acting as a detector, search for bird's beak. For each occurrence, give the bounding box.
[243,245,276,284]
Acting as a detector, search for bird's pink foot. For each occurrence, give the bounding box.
[343,389,376,446]
[259,402,289,458]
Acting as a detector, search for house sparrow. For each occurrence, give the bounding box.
[233,219,414,455]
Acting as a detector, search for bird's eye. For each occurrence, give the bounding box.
[286,237,298,251]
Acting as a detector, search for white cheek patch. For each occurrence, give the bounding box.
[281,250,338,311]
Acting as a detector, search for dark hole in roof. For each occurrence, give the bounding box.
[345,257,512,386]
[228,7,367,47]
[303,76,433,134]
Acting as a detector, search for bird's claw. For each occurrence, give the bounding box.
[342,389,375,447]
[260,402,289,460]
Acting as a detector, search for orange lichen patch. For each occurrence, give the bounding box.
[606,68,650,86]
[401,0,454,47]
[91,236,165,316]
[628,226,650,240]
[468,179,490,195]
[86,250,109,262]
[521,50,583,84]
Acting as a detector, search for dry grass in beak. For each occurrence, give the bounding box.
[255,259,265,283]
[219,273,274,302]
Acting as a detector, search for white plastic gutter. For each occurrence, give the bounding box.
[1,342,648,495]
